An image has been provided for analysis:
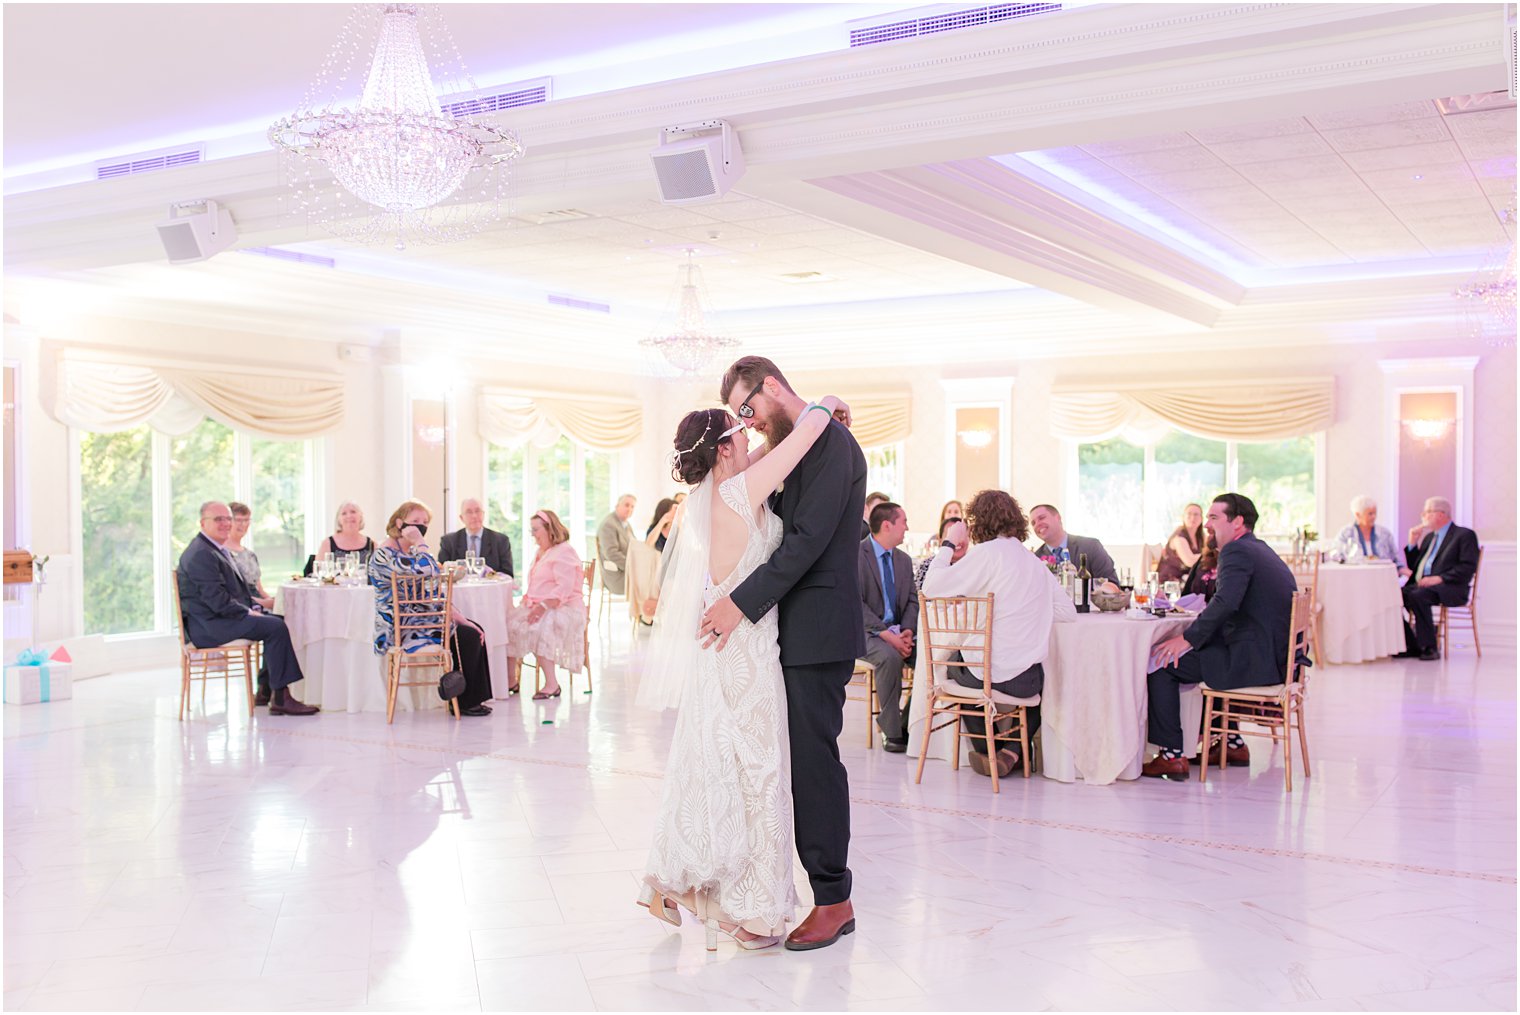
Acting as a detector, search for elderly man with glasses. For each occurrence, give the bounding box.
[1397,496,1480,661]
[175,500,318,715]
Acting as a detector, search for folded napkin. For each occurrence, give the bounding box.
[1175,593,1207,613]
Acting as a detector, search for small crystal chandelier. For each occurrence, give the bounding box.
[269,3,524,250]
[1454,203,1516,345]
[641,251,739,375]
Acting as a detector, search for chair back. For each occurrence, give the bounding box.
[582,559,596,599]
[918,593,995,696]
[1468,547,1484,607]
[1284,588,1314,690]
[388,570,455,658]
[169,570,191,648]
[1140,543,1164,577]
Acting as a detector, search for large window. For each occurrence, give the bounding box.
[864,443,903,504]
[1073,432,1318,544]
[77,420,319,637]
[486,436,623,567]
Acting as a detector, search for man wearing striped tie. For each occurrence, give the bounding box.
[1397,496,1480,661]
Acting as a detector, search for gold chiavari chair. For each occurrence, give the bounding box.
[1437,547,1483,657]
[171,577,257,721]
[848,658,915,750]
[385,571,460,724]
[1200,589,1314,792]
[1287,553,1321,664]
[913,593,1035,793]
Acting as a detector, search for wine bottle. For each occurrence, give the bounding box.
[1075,553,1092,613]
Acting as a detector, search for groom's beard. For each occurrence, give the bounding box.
[762,409,794,449]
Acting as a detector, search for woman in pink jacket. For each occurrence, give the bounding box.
[507,509,587,699]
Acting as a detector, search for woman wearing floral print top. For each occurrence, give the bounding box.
[369,500,493,717]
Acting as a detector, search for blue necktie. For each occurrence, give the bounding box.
[1420,529,1444,578]
[879,549,897,626]
[470,533,480,558]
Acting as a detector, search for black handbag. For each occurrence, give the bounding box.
[437,669,466,700]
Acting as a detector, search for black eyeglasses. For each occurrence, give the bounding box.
[737,378,767,419]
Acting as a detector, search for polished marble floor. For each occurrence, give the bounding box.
[4,626,1515,1012]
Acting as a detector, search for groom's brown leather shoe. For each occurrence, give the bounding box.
[784,901,855,951]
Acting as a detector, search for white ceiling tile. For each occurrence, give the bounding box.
[1129,166,1253,191]
[1187,118,1314,144]
[1232,155,1352,184]
[1320,118,1452,153]
[1097,146,1224,176]
[1442,108,1517,144]
[1079,132,1198,157]
[620,207,721,229]
[1479,175,1518,196]
[1356,162,1476,189]
[1306,100,1439,130]
[1377,179,1485,206]
[1453,137,1519,161]
[1204,133,1334,165]
[1341,141,1467,171]
[698,198,804,222]
[1254,177,1371,201]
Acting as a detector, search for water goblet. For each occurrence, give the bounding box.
[1163,580,1181,603]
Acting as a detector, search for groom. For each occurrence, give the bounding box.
[700,355,867,951]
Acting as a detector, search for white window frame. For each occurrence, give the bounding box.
[483,438,628,565]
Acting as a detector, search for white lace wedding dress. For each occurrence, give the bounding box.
[642,473,799,936]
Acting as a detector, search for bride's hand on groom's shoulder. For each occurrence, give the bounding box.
[822,395,852,428]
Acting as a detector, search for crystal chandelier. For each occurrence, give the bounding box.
[269,4,524,250]
[1454,203,1516,344]
[641,251,739,375]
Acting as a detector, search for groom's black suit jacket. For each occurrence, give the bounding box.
[732,418,868,667]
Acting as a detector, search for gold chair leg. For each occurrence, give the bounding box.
[1296,705,1311,777]
[1019,708,1032,779]
[386,658,398,724]
[1471,607,1482,657]
[244,650,255,717]
[179,663,189,721]
[1283,718,1293,793]
[1440,607,1448,658]
[1199,694,1214,783]
[914,707,931,785]
[986,704,1000,794]
[950,709,962,771]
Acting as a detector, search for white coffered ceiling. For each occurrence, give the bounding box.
[3,3,1515,371]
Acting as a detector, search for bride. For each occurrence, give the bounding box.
[636,395,847,951]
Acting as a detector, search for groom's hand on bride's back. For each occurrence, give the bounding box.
[699,596,744,651]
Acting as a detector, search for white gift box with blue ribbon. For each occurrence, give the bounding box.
[4,649,73,705]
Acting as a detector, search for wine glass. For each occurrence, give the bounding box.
[1131,582,1151,612]
[1163,580,1181,603]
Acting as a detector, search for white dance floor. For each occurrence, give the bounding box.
[4,624,1514,1011]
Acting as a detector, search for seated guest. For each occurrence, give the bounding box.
[1144,494,1297,781]
[862,491,890,540]
[369,500,493,716]
[1029,503,1120,586]
[1334,495,1403,568]
[1180,526,1220,601]
[858,501,918,753]
[1397,496,1480,661]
[925,500,964,553]
[915,515,966,590]
[1156,503,1204,584]
[508,509,588,700]
[922,490,1076,779]
[645,497,677,552]
[226,502,274,610]
[177,501,318,716]
[438,498,514,576]
[596,494,636,595]
[315,500,375,565]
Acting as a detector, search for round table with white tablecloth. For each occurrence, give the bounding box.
[449,576,516,697]
[1315,561,1405,664]
[1040,611,1197,784]
[277,580,384,713]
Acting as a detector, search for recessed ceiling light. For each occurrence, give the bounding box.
[1411,174,1424,181]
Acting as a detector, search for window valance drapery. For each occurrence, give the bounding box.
[839,391,912,449]
[477,389,642,450]
[1048,377,1335,443]
[45,345,345,439]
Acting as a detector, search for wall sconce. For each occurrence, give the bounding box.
[416,424,447,447]
[1402,418,1454,445]
[957,428,994,449]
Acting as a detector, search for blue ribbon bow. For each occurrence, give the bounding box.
[15,648,51,701]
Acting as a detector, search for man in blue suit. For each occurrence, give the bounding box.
[1397,496,1480,661]
[1143,493,1297,781]
[176,501,319,716]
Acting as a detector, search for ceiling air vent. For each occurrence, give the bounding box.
[240,247,337,269]
[850,3,1061,47]
[548,294,611,314]
[95,144,204,180]
[440,79,551,118]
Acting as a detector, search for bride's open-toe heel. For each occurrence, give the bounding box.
[704,918,781,952]
[637,885,682,927]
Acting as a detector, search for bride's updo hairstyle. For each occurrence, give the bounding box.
[671,408,736,485]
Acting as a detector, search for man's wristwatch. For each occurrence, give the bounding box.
[940,541,958,552]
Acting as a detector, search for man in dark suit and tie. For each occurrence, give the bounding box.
[700,355,867,952]
[176,501,318,716]
[1029,503,1120,585]
[1397,496,1480,661]
[438,498,514,576]
[1143,493,1296,781]
[857,501,918,753]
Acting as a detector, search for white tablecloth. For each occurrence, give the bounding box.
[450,578,515,697]
[1041,612,1197,784]
[626,540,662,625]
[1316,562,1405,664]
[278,581,386,713]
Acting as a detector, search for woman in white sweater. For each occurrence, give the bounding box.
[921,489,1076,778]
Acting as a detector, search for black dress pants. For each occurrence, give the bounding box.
[1401,585,1444,653]
[215,612,303,691]
[783,659,854,906]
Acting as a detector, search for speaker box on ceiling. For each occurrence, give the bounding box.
[156,200,237,264]
[650,121,745,205]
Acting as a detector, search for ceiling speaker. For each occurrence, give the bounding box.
[650,120,745,205]
[156,200,236,264]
